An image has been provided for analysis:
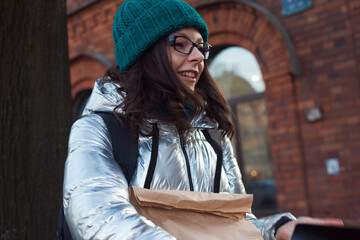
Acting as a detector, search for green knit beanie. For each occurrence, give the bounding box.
[113,0,208,71]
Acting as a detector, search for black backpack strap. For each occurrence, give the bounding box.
[99,113,159,189]
[96,112,139,184]
[56,112,139,240]
[144,123,159,189]
[202,129,223,193]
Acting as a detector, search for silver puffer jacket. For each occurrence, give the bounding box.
[63,79,295,240]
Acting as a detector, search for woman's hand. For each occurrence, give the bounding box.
[275,216,344,240]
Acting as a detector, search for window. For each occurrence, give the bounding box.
[209,46,277,216]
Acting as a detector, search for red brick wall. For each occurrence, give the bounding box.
[67,0,360,225]
[70,56,108,98]
[253,0,360,224]
[67,0,121,96]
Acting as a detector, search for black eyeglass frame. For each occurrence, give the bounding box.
[168,35,212,59]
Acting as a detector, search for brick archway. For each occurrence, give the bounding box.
[192,1,310,216]
[70,53,114,99]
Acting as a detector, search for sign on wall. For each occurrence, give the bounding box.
[281,0,312,16]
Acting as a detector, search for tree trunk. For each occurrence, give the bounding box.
[0,0,72,239]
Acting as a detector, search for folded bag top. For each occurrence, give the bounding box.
[130,186,253,220]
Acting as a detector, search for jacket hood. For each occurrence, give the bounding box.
[82,78,217,130]
[82,78,123,116]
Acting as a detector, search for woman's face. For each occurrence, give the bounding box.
[167,28,205,92]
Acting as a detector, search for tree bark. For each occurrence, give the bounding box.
[0,0,72,239]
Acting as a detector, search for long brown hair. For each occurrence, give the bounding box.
[105,36,234,138]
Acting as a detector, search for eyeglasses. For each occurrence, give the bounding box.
[168,35,212,59]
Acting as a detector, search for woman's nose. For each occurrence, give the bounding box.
[188,46,204,62]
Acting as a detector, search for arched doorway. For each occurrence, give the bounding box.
[70,53,114,119]
[192,0,310,216]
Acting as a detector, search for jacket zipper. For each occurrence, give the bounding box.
[179,131,194,191]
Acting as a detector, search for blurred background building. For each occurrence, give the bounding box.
[66,0,360,225]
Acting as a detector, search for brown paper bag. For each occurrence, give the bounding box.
[129,186,264,240]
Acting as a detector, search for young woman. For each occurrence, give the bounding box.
[62,0,342,239]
